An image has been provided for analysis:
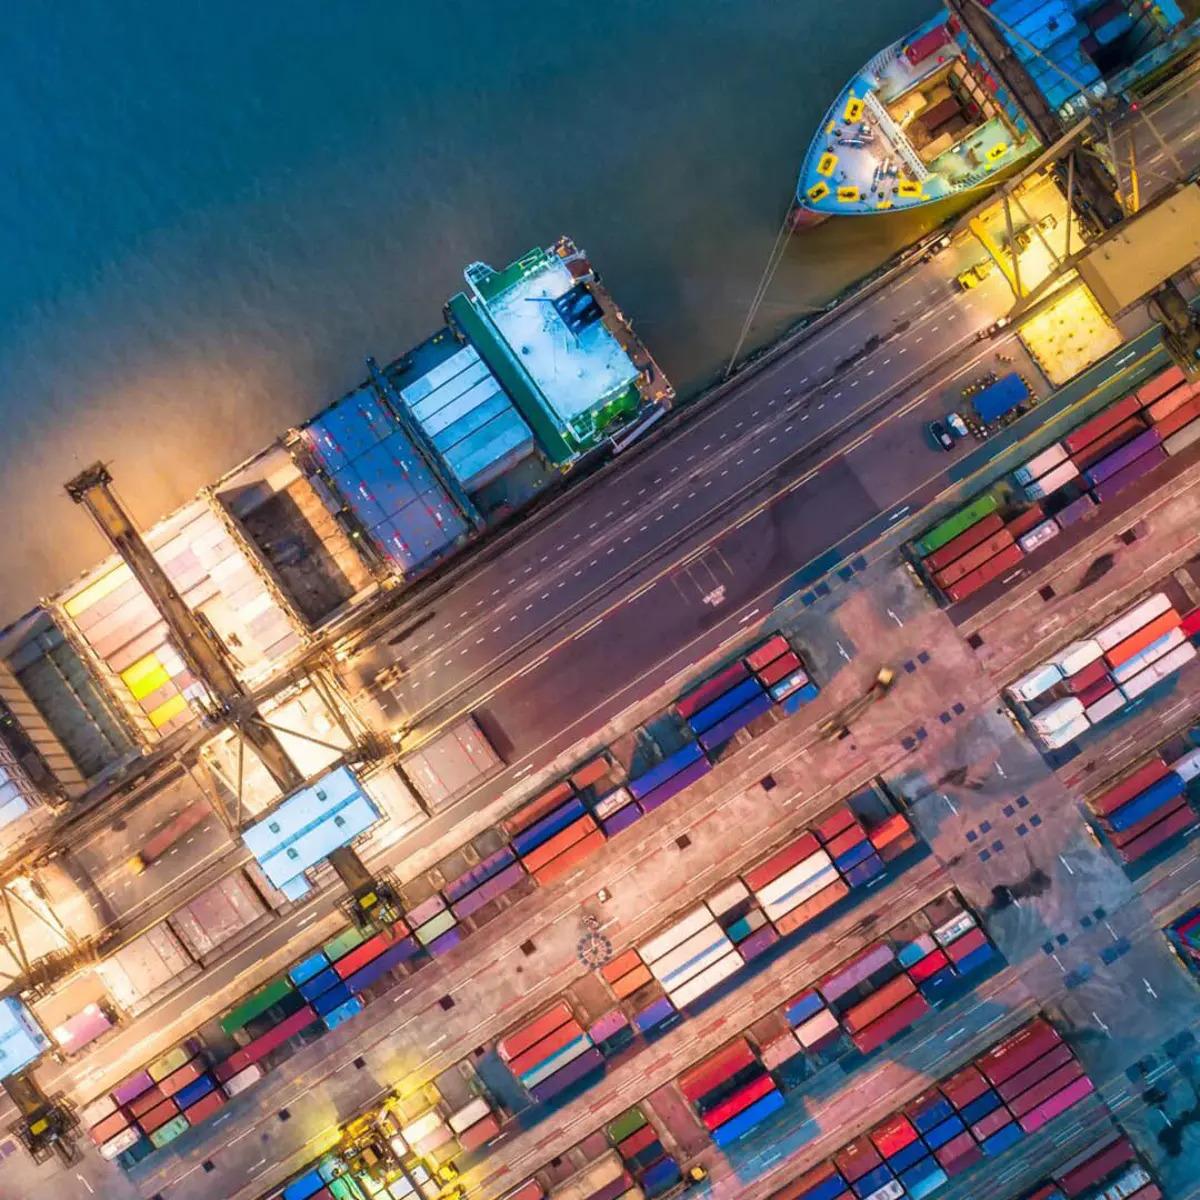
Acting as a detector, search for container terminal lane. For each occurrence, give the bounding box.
[7,60,1200,1200]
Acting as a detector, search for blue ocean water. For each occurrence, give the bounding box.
[0,0,933,614]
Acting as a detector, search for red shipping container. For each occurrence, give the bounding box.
[922,513,1005,572]
[869,813,911,851]
[908,948,950,982]
[1148,383,1194,422]
[570,758,610,790]
[678,662,751,719]
[158,1060,205,1099]
[1104,610,1181,669]
[1005,505,1045,538]
[618,1125,659,1158]
[1065,395,1143,454]
[1018,1075,1094,1132]
[1152,397,1200,439]
[745,635,791,672]
[498,1002,572,1062]
[944,542,1023,603]
[970,1106,1013,1140]
[679,1039,756,1103]
[978,1020,1061,1086]
[1126,1187,1163,1200]
[1066,659,1109,694]
[1009,1062,1087,1120]
[757,651,803,687]
[1090,760,1171,817]
[941,1064,990,1109]
[128,1086,166,1118]
[520,814,597,872]
[870,1113,919,1158]
[702,1074,776,1131]
[1119,805,1198,862]
[935,530,1015,588]
[814,806,857,843]
[1137,365,1186,406]
[137,1098,180,1136]
[503,780,575,836]
[183,1090,225,1126]
[1182,607,1200,637]
[851,993,930,1053]
[334,930,394,980]
[1073,416,1147,472]
[507,1019,585,1078]
[878,830,918,863]
[533,829,606,885]
[744,832,821,892]
[824,823,867,861]
[1076,675,1116,709]
[844,975,916,1034]
[833,1135,882,1183]
[945,927,988,964]
[458,1113,501,1151]
[935,1131,982,1175]
[88,1111,130,1146]
[1108,796,1187,848]
[241,1006,319,1067]
[996,1042,1074,1102]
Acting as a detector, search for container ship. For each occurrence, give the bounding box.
[794,0,1199,224]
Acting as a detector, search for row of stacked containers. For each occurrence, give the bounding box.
[1022,1133,1162,1200]
[770,1018,1096,1200]
[1085,748,1200,865]
[911,364,1198,605]
[75,630,822,1167]
[1007,591,1200,750]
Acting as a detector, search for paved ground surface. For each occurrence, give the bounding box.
[6,70,1200,1200]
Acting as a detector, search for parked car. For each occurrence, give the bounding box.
[927,420,955,451]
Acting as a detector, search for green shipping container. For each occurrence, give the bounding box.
[323,925,367,965]
[149,1114,190,1149]
[914,494,999,558]
[220,976,295,1036]
[606,1105,648,1144]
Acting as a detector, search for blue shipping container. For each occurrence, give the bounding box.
[699,694,774,752]
[912,1097,955,1135]
[283,1171,327,1200]
[173,1075,215,1110]
[638,757,712,814]
[982,1122,1024,1156]
[322,997,364,1031]
[629,742,705,800]
[299,968,341,1002]
[511,796,588,856]
[785,992,825,1027]
[923,1113,965,1148]
[710,1089,785,1146]
[313,983,354,1016]
[960,1090,1001,1125]
[1107,773,1186,832]
[288,952,330,986]
[688,678,765,735]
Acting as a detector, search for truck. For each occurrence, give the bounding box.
[129,799,211,874]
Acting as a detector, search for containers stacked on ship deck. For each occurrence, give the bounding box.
[637,903,741,1014]
[84,1038,226,1163]
[679,1037,785,1147]
[912,494,1025,604]
[1087,747,1200,864]
[674,633,820,762]
[768,1018,1094,1200]
[606,1107,683,1198]
[504,778,606,886]
[1007,592,1199,750]
[498,1001,603,1104]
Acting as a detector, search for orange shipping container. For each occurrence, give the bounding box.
[844,974,916,1034]
[944,542,1024,603]
[935,530,1015,589]
[533,829,606,886]
[1148,384,1196,423]
[612,964,654,999]
[1153,397,1200,440]
[773,880,848,936]
[1104,609,1181,669]
[502,782,574,836]
[520,814,597,873]
[601,949,642,985]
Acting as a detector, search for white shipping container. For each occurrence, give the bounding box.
[1121,641,1198,699]
[649,924,731,987]
[1095,593,1172,651]
[757,852,834,909]
[1085,689,1128,724]
[99,1126,142,1161]
[1164,419,1200,456]
[1052,639,1104,677]
[639,905,711,965]
[223,1064,264,1097]
[760,1031,804,1069]
[80,1094,118,1128]
[1031,697,1085,733]
[1018,519,1060,554]
[1040,713,1092,749]
[449,1097,491,1135]
[1023,460,1079,500]
[593,787,633,821]
[706,879,750,917]
[400,1110,447,1146]
[1110,629,1186,684]
[933,911,975,946]
[794,1009,840,1048]
[864,1183,906,1200]
[667,948,742,1008]
[1170,748,1200,783]
[1009,662,1064,703]
[1014,443,1068,485]
[764,862,839,921]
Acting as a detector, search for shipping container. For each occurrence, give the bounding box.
[628,743,705,800]
[1023,460,1078,501]
[944,542,1024,602]
[1014,444,1068,485]
[1064,394,1142,454]
[1165,418,1200,456]
[1092,446,1168,502]
[1105,610,1182,669]
[915,495,1000,558]
[1072,415,1146,472]
[934,531,1015,588]
[1120,641,1198,699]
[1137,365,1186,407]
[1148,384,1196,423]
[1031,697,1084,733]
[922,513,1006,573]
[1018,518,1060,554]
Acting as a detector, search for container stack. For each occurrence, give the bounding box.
[679,1038,785,1148]
[1031,1134,1162,1200]
[448,1096,501,1152]
[444,844,528,922]
[505,781,606,886]
[606,1107,684,1198]
[498,1001,603,1104]
[913,495,1024,604]
[706,878,776,964]
[813,804,886,888]
[405,894,461,957]
[600,948,655,1003]
[1168,906,1200,975]
[1009,592,1198,749]
[769,1019,1094,1200]
[637,904,741,1011]
[820,940,930,1055]
[744,633,820,708]
[1087,749,1200,864]
[627,742,711,816]
[744,832,845,940]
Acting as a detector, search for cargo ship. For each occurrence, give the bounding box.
[794,1,1199,223]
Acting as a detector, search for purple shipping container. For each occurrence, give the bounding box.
[1092,445,1168,503]
[112,1071,155,1106]
[529,1047,605,1103]
[634,996,678,1033]
[443,847,516,903]
[1054,493,1096,527]
[344,936,420,994]
[819,943,895,1004]
[629,743,705,800]
[638,758,712,814]
[589,1010,630,1043]
[738,925,779,962]
[452,862,527,920]
[405,894,445,927]
[843,853,885,888]
[601,803,644,837]
[1085,428,1162,485]
[698,694,774,753]
[428,928,463,957]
